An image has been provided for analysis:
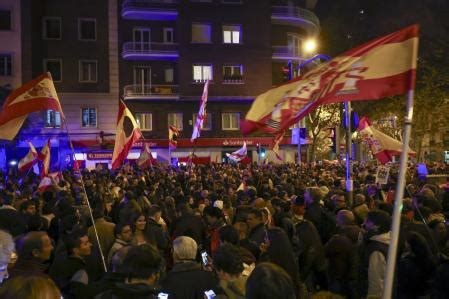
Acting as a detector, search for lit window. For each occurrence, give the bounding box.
[193,64,212,82]
[168,113,183,130]
[0,54,12,76]
[44,59,62,82]
[192,23,211,43]
[81,108,97,127]
[193,113,212,130]
[79,18,96,40]
[135,113,152,131]
[223,25,241,44]
[222,113,240,130]
[45,110,61,128]
[79,60,97,82]
[165,68,174,83]
[43,17,61,39]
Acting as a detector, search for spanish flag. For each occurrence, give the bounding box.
[169,125,180,150]
[242,25,419,135]
[0,73,64,140]
[38,139,51,178]
[112,101,142,169]
[137,143,157,168]
[18,141,38,173]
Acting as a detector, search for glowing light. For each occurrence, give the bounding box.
[303,39,317,54]
[9,160,17,166]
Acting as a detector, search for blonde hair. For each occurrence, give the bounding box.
[0,275,61,299]
[173,236,197,261]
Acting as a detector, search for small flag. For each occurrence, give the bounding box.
[271,131,284,161]
[226,142,247,162]
[0,73,64,140]
[191,80,210,142]
[18,141,38,173]
[112,100,142,169]
[169,125,180,150]
[137,143,157,168]
[38,172,62,193]
[38,139,51,178]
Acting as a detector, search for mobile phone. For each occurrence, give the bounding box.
[158,292,169,299]
[204,290,216,299]
[201,251,208,266]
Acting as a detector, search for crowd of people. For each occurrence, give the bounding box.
[0,160,448,299]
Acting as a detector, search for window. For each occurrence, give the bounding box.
[163,28,174,43]
[81,108,97,127]
[44,59,62,82]
[223,25,241,44]
[135,113,152,131]
[78,18,96,40]
[168,113,183,130]
[223,65,243,81]
[0,54,12,76]
[193,113,212,130]
[192,23,211,43]
[165,67,174,83]
[193,64,212,82]
[0,10,11,31]
[43,17,61,39]
[222,113,240,130]
[79,60,97,82]
[45,110,61,128]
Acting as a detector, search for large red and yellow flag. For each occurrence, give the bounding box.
[0,73,64,140]
[111,101,142,169]
[38,139,51,178]
[241,25,419,135]
[18,141,38,173]
[358,117,416,164]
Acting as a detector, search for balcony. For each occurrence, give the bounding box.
[222,75,244,84]
[272,46,306,62]
[122,42,179,60]
[123,84,180,100]
[122,0,178,21]
[271,6,320,34]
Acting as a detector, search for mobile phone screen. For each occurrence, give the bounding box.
[201,251,208,265]
[158,292,169,299]
[204,290,216,299]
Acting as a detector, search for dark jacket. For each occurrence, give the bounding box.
[397,253,436,298]
[247,223,266,247]
[0,207,26,237]
[146,218,169,253]
[8,257,49,279]
[171,214,206,248]
[160,260,218,299]
[96,282,159,299]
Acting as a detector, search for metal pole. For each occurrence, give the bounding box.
[344,102,353,207]
[383,89,414,299]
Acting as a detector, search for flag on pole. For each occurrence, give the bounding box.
[169,125,180,150]
[226,142,247,162]
[0,73,64,140]
[137,143,157,168]
[112,101,142,169]
[358,116,416,164]
[38,139,51,178]
[241,25,419,135]
[18,141,38,173]
[38,172,62,193]
[191,80,210,142]
[271,132,284,161]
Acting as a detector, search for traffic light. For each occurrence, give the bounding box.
[260,148,266,158]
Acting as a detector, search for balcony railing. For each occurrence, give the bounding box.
[122,42,179,60]
[122,0,178,21]
[271,6,320,34]
[123,84,180,99]
[272,46,306,62]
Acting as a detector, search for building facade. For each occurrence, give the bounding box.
[3,0,320,169]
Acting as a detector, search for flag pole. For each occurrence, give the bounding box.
[62,118,108,273]
[344,102,354,207]
[383,89,414,299]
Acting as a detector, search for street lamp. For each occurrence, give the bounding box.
[303,38,317,54]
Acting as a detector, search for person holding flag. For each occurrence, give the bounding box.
[112,100,142,170]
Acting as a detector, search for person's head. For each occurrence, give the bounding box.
[172,236,197,262]
[219,225,240,246]
[291,195,305,216]
[19,200,36,216]
[114,222,133,242]
[428,219,447,244]
[246,262,295,299]
[354,193,366,206]
[304,187,322,205]
[246,208,263,230]
[132,213,147,232]
[15,231,53,262]
[64,227,92,257]
[213,244,243,281]
[123,244,163,285]
[0,230,14,283]
[148,205,162,223]
[336,210,355,228]
[111,246,131,273]
[233,221,249,240]
[333,192,346,210]
[203,206,224,226]
[0,275,61,299]
[363,210,391,235]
